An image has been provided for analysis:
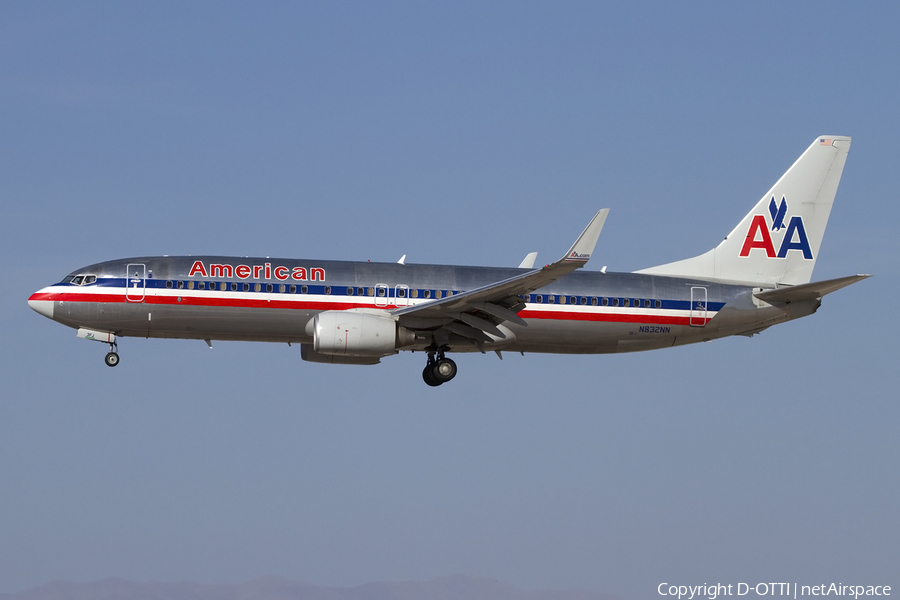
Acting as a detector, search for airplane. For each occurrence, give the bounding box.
[28,136,869,386]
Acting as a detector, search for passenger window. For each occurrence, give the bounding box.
[424,290,431,299]
[536,295,543,303]
[357,287,364,296]
[656,300,662,308]
[549,295,555,304]
[254,283,261,292]
[612,298,619,307]
[397,288,406,298]
[367,287,374,296]
[623,299,630,307]
[435,291,442,299]
[230,283,237,291]
[279,284,286,293]
[347,287,353,295]
[325,286,331,295]
[591,297,597,306]
[198,282,205,290]
[242,283,249,291]
[645,299,651,308]
[601,297,608,306]
[266,284,273,293]
[559,296,566,304]
[581,297,587,305]
[220,282,227,291]
[177,281,184,289]
[289,285,296,293]
[187,281,194,290]
[411,289,418,298]
[166,280,173,289]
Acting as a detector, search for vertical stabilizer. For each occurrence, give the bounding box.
[636,136,851,285]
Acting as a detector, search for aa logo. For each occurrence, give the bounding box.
[740,197,813,259]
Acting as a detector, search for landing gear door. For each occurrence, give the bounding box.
[126,263,146,302]
[690,286,707,327]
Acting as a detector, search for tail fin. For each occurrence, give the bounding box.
[636,136,851,285]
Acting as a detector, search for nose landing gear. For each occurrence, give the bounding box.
[104,341,119,367]
[422,350,457,387]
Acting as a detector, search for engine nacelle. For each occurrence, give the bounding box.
[300,344,382,365]
[308,310,414,357]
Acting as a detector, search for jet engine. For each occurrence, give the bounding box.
[307,310,415,357]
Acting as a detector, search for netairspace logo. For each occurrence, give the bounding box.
[657,582,892,599]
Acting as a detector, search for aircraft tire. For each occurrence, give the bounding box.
[423,364,442,387]
[105,352,120,367]
[433,358,457,383]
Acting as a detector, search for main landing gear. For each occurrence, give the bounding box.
[104,341,119,367]
[422,350,457,387]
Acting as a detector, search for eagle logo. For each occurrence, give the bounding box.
[768,197,787,231]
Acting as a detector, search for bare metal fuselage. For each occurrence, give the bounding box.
[31,255,810,355]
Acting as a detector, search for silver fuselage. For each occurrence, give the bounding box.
[29,255,814,354]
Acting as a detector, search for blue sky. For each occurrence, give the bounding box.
[1,3,898,598]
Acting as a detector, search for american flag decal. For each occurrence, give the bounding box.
[820,138,832,146]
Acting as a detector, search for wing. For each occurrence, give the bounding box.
[392,209,609,347]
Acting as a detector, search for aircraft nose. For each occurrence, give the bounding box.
[28,294,54,319]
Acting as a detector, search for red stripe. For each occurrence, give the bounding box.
[30,291,376,312]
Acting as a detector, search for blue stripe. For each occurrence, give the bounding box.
[56,278,725,312]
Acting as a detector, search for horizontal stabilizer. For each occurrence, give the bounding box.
[754,274,870,303]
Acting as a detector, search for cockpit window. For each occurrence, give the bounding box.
[64,274,97,285]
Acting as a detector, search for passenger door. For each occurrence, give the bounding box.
[690,286,707,326]
[125,263,145,302]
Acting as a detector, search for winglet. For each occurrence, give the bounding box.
[561,209,608,264]
[518,252,538,269]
